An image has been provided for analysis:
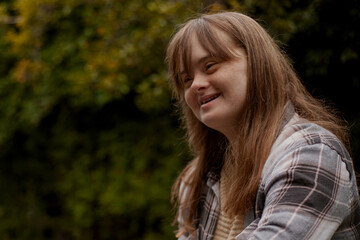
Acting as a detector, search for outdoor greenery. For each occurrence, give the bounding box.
[0,0,359,239]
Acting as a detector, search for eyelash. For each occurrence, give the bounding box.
[184,77,192,83]
[205,62,216,71]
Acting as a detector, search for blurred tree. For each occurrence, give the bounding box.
[0,0,359,239]
[0,0,202,239]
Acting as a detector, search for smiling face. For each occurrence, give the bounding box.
[181,32,248,142]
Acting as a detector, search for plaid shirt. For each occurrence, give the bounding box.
[178,111,360,240]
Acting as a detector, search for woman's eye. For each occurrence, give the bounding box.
[184,77,192,83]
[183,77,192,87]
[205,62,216,71]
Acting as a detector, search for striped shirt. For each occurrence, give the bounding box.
[177,110,360,240]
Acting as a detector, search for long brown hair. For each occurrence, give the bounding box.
[166,11,349,235]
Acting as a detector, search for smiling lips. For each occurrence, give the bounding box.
[200,93,221,105]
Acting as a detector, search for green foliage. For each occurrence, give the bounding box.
[0,0,200,239]
[0,0,359,239]
[1,0,196,143]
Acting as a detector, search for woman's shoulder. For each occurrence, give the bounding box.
[249,115,360,240]
[262,114,353,182]
[275,114,350,159]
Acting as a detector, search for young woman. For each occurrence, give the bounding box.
[166,12,360,240]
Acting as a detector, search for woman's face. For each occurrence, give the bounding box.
[181,31,248,142]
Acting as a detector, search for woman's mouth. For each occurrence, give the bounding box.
[200,94,221,105]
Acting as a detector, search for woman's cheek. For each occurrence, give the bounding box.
[186,93,198,112]
[184,91,192,108]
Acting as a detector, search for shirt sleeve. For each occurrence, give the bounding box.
[236,143,355,240]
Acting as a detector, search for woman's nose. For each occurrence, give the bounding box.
[190,74,209,93]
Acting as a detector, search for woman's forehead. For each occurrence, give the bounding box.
[178,29,243,75]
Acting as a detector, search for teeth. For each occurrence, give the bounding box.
[201,94,220,105]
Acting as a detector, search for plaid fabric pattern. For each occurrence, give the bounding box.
[177,112,360,240]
